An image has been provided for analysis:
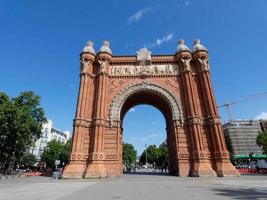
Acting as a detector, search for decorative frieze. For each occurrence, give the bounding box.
[88,153,118,160]
[193,151,207,160]
[185,117,204,125]
[178,152,191,159]
[109,64,179,76]
[214,151,229,159]
[73,118,92,127]
[208,117,221,124]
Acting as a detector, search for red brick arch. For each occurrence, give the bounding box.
[62,41,239,178]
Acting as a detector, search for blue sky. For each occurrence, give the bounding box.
[1,0,267,155]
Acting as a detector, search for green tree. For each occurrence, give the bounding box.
[41,140,71,169]
[123,143,137,166]
[158,142,168,168]
[139,143,168,168]
[59,140,71,165]
[18,153,37,167]
[139,144,159,165]
[257,131,267,154]
[0,91,46,166]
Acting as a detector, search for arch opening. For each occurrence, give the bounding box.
[122,105,169,175]
[114,85,182,176]
[120,90,173,128]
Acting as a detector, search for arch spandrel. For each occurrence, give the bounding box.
[108,82,184,125]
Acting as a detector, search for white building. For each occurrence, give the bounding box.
[31,119,71,160]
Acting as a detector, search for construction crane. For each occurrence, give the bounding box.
[217,91,267,122]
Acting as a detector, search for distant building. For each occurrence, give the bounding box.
[259,120,267,132]
[222,120,265,160]
[31,119,71,160]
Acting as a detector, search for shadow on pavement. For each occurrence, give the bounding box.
[212,187,267,200]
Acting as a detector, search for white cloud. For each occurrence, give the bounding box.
[255,112,267,120]
[144,33,174,48]
[129,108,136,112]
[151,121,158,125]
[155,33,173,46]
[185,0,191,7]
[128,7,151,24]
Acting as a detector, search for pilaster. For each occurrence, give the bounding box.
[84,41,112,178]
[176,40,216,177]
[63,41,96,178]
[192,40,239,176]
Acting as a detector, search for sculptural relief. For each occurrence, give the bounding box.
[197,57,210,71]
[80,58,90,72]
[98,60,108,73]
[109,64,179,76]
[136,48,151,65]
[180,56,192,72]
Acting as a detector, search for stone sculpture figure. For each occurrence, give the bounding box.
[98,60,108,73]
[198,57,209,71]
[80,58,90,72]
[181,57,191,72]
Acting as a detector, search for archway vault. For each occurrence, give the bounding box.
[63,41,240,178]
[109,82,184,127]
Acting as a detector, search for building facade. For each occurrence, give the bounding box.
[222,120,263,159]
[31,119,70,160]
[259,120,267,132]
[63,39,239,178]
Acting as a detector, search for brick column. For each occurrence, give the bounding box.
[175,40,216,177]
[192,40,239,176]
[85,41,112,177]
[63,41,96,178]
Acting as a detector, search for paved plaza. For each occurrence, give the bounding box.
[1,174,267,200]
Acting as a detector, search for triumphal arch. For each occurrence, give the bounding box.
[62,39,239,178]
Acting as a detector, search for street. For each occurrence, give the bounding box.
[1,174,267,200]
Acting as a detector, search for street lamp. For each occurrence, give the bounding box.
[145,144,148,167]
[0,135,7,167]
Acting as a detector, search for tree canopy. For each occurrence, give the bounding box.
[257,131,267,155]
[18,153,37,168]
[122,143,137,166]
[139,143,168,168]
[41,140,71,169]
[0,91,46,166]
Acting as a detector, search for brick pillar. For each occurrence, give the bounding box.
[166,122,179,175]
[173,121,191,177]
[193,41,239,176]
[63,42,96,178]
[175,40,216,177]
[85,41,112,177]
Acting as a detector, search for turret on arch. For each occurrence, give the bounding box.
[62,40,240,178]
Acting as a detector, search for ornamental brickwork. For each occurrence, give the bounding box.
[62,39,239,178]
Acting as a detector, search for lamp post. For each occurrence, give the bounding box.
[145,144,148,167]
[0,135,7,168]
